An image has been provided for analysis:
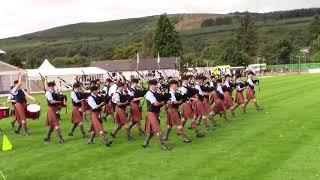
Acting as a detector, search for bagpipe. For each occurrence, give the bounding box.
[154,91,171,103]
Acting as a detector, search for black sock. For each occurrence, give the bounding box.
[70,124,78,134]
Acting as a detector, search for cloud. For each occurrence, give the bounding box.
[0,0,319,39]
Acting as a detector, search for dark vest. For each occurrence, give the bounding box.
[90,95,103,112]
[169,92,180,109]
[147,90,161,113]
[236,82,246,92]
[15,89,27,103]
[47,91,59,107]
[116,92,127,109]
[216,87,224,100]
[72,91,82,107]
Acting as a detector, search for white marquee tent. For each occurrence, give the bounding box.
[26,59,108,93]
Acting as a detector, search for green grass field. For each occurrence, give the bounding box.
[0,74,319,180]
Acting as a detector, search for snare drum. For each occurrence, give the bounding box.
[0,107,10,119]
[27,104,41,120]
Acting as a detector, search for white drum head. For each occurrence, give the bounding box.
[27,104,41,112]
[108,84,117,96]
[0,107,9,110]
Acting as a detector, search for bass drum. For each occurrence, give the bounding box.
[108,84,118,97]
[0,107,10,119]
[27,104,41,120]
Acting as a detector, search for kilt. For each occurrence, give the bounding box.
[46,106,59,127]
[15,102,27,122]
[129,102,142,122]
[247,87,256,100]
[210,92,218,104]
[235,91,245,104]
[114,108,128,125]
[203,98,212,113]
[104,102,115,114]
[90,112,103,133]
[182,102,194,119]
[145,112,161,133]
[72,106,83,124]
[224,92,234,109]
[194,100,207,116]
[167,108,182,127]
[214,99,225,113]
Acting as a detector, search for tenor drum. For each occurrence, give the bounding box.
[27,104,41,120]
[0,107,10,119]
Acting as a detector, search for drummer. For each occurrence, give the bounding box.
[44,81,65,143]
[12,71,39,136]
[7,86,17,127]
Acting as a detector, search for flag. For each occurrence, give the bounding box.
[136,52,140,64]
[157,53,160,64]
[2,135,13,151]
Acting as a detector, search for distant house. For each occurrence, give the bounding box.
[90,57,181,79]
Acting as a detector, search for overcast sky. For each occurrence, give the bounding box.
[0,0,319,39]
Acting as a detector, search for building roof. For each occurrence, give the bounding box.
[0,61,18,72]
[91,57,180,72]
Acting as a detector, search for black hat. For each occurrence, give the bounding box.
[131,78,139,84]
[105,79,112,83]
[169,79,179,86]
[217,79,223,83]
[225,74,231,78]
[73,82,81,88]
[148,79,158,85]
[90,85,99,92]
[196,75,204,80]
[181,75,189,81]
[14,80,18,85]
[247,71,255,75]
[235,75,241,79]
[117,82,124,87]
[47,81,56,87]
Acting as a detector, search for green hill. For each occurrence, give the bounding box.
[0,8,319,66]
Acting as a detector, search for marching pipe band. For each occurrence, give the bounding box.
[1,69,262,151]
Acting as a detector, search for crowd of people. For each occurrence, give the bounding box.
[1,70,261,151]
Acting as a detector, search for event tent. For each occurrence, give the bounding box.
[26,59,108,93]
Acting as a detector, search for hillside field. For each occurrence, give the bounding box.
[0,74,319,179]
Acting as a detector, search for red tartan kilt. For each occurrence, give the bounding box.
[210,92,217,104]
[224,92,234,109]
[167,108,182,127]
[90,112,103,133]
[115,108,128,125]
[203,98,212,113]
[182,102,194,119]
[72,106,83,124]
[104,102,114,114]
[247,87,256,100]
[235,91,245,104]
[46,106,59,127]
[129,102,142,122]
[15,102,27,122]
[145,112,161,133]
[194,100,207,116]
[214,99,225,112]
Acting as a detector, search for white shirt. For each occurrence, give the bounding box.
[195,84,204,95]
[71,91,79,102]
[11,87,26,96]
[210,81,215,87]
[169,89,177,102]
[87,94,98,109]
[127,87,135,97]
[113,90,122,103]
[247,78,254,86]
[180,84,188,95]
[224,80,230,87]
[7,93,14,100]
[217,85,224,94]
[45,90,54,101]
[146,90,157,104]
[102,86,109,93]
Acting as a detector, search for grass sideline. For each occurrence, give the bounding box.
[0,74,320,180]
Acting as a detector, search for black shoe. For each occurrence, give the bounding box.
[103,117,107,122]
[182,135,192,143]
[44,138,50,142]
[138,129,145,136]
[0,128,2,133]
[160,145,173,151]
[188,126,193,130]
[14,129,20,134]
[195,130,205,137]
[142,144,149,148]
[127,136,136,141]
[110,132,116,138]
[205,125,212,131]
[11,122,15,128]
[68,133,74,136]
[105,140,113,147]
